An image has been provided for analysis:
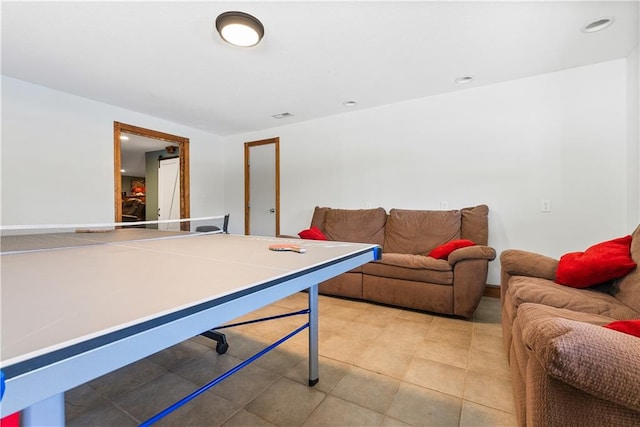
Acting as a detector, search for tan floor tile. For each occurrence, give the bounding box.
[331,366,400,413]
[416,339,470,369]
[67,403,138,427]
[303,395,385,426]
[88,358,166,400]
[357,343,414,379]
[467,348,511,379]
[426,325,473,348]
[319,334,371,364]
[148,339,211,371]
[464,371,515,414]
[381,416,412,426]
[396,309,436,324]
[404,356,467,397]
[473,321,503,338]
[460,400,517,427]
[274,292,310,310]
[471,332,505,355]
[221,409,275,426]
[65,384,112,421]
[432,315,474,332]
[245,377,326,426]
[386,382,462,426]
[210,363,280,406]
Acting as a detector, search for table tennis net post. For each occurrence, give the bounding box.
[0,214,230,254]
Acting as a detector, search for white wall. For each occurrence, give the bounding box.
[1,76,225,226]
[628,42,640,230]
[223,59,631,285]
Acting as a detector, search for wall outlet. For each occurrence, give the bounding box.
[440,201,448,210]
[541,199,551,213]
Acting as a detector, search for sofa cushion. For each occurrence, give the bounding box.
[461,205,489,246]
[429,239,475,260]
[507,276,639,320]
[323,207,387,246]
[555,235,636,288]
[363,254,453,284]
[310,206,331,231]
[384,209,461,255]
[611,225,640,313]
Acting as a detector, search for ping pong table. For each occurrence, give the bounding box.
[0,230,381,425]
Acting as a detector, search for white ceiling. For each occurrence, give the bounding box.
[2,1,639,136]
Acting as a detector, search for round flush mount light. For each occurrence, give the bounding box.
[120,135,129,140]
[343,101,358,107]
[582,17,615,33]
[216,11,264,47]
[455,76,474,84]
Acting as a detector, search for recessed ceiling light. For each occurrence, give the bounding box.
[455,76,474,84]
[120,169,126,173]
[343,101,358,107]
[216,11,264,47]
[120,135,129,140]
[582,17,615,33]
[272,112,294,119]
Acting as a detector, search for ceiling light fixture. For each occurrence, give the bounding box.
[216,11,264,47]
[343,101,358,107]
[455,76,474,84]
[582,17,615,33]
[120,135,129,140]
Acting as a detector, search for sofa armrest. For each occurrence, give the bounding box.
[500,249,558,280]
[447,245,496,265]
[522,312,640,412]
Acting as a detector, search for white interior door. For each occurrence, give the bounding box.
[158,157,180,231]
[249,144,276,236]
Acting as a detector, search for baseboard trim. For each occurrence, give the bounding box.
[483,285,500,299]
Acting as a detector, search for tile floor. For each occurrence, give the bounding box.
[65,293,516,426]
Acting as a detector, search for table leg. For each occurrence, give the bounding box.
[22,393,64,426]
[308,284,319,386]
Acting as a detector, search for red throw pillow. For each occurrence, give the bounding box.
[298,226,327,240]
[555,235,636,288]
[428,239,475,259]
[603,319,640,338]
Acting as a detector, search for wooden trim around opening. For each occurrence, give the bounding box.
[114,122,190,230]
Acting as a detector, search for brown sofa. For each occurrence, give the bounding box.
[500,225,640,426]
[304,205,496,318]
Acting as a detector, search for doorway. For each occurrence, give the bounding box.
[244,137,280,236]
[113,122,190,230]
[158,157,181,231]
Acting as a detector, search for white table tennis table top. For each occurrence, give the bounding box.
[1,230,377,368]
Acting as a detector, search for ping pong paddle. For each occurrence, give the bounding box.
[269,244,306,253]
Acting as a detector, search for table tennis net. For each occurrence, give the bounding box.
[0,214,229,254]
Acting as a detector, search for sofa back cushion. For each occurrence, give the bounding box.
[611,225,640,313]
[323,208,387,245]
[461,205,489,246]
[384,209,461,255]
[310,206,331,231]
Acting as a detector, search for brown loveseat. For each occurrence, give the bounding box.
[304,205,496,318]
[500,225,640,426]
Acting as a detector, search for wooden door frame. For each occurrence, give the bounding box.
[244,137,280,236]
[114,122,190,230]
